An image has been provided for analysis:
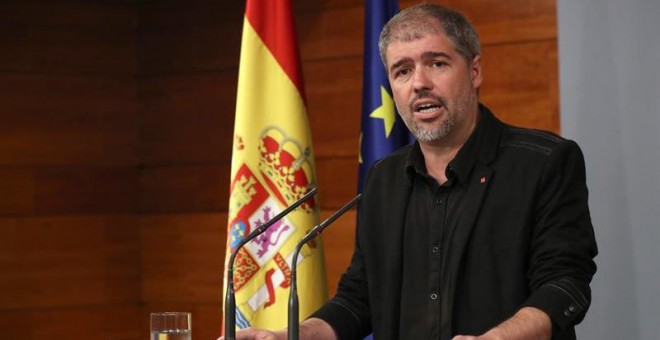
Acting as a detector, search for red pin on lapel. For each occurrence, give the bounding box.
[480,176,486,184]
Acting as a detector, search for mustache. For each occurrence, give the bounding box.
[410,90,447,109]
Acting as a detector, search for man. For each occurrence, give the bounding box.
[224,3,597,340]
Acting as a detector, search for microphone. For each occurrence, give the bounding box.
[287,193,362,340]
[224,187,318,340]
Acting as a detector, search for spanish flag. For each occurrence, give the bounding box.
[223,0,327,332]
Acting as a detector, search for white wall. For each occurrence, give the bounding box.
[558,1,660,339]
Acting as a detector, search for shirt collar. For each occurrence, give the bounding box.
[405,106,487,185]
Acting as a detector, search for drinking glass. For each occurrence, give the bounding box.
[150,312,191,340]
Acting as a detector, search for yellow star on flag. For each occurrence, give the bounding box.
[369,86,396,138]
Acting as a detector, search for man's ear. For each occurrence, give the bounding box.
[470,55,483,89]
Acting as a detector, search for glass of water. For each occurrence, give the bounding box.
[150,312,191,340]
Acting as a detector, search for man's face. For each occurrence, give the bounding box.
[385,32,482,145]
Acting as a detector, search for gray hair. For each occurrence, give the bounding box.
[378,3,481,66]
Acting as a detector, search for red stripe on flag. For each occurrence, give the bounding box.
[245,0,306,102]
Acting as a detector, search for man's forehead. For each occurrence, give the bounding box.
[386,33,456,59]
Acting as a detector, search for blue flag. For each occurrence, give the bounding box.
[358,0,410,337]
[358,0,412,192]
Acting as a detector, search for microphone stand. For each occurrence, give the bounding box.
[224,187,318,340]
[288,194,361,340]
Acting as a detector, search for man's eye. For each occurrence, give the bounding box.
[395,69,410,77]
[433,61,447,68]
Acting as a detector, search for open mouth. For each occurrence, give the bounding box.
[412,100,444,120]
[415,103,441,113]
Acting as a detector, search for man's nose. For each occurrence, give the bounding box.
[412,68,432,92]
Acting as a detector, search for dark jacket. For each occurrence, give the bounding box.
[312,106,598,340]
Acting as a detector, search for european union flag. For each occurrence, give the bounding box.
[358,0,413,192]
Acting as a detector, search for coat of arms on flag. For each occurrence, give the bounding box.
[227,129,321,326]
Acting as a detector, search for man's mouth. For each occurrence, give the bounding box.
[415,103,441,113]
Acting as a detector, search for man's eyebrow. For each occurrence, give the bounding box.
[389,57,412,74]
[422,51,452,60]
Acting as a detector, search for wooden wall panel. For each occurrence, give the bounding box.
[0,75,136,114]
[0,75,138,166]
[0,2,140,339]
[0,23,31,71]
[297,6,365,60]
[0,167,138,216]
[138,0,242,29]
[139,73,236,165]
[139,23,243,75]
[139,165,230,213]
[191,23,244,71]
[137,1,243,75]
[315,157,359,209]
[140,213,226,303]
[481,41,560,133]
[137,2,235,337]
[138,28,197,75]
[0,215,139,309]
[34,167,138,214]
[305,57,363,159]
[293,0,364,12]
[0,168,34,215]
[30,26,136,75]
[0,3,136,74]
[0,305,140,340]
[0,2,136,29]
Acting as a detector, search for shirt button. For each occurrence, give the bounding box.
[430,293,438,300]
[564,309,573,317]
[432,246,439,253]
[569,305,577,312]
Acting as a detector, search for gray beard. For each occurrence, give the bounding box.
[408,114,455,143]
[397,87,476,144]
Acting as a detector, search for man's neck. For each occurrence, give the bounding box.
[420,107,479,184]
[419,143,461,184]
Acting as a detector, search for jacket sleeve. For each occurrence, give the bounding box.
[522,140,598,332]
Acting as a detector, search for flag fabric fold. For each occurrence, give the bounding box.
[224,0,327,332]
[358,0,411,192]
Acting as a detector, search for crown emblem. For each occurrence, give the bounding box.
[257,127,316,212]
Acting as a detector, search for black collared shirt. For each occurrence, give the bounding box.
[399,117,483,339]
